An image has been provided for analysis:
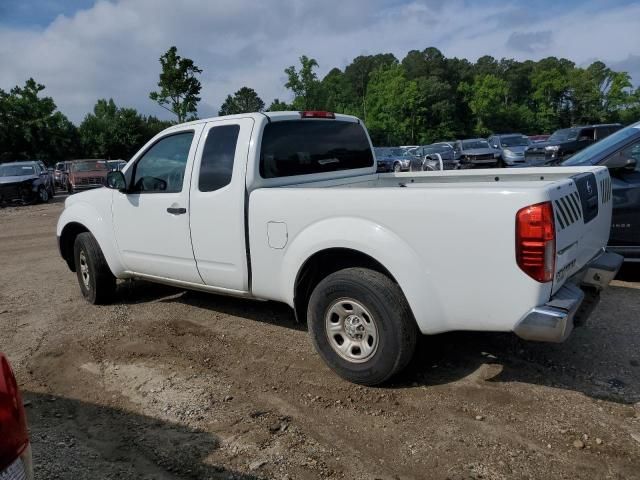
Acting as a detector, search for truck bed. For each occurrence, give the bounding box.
[248,166,612,336]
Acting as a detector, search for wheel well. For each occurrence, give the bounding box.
[59,222,89,272]
[293,248,397,323]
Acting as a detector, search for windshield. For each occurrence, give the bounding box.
[462,140,490,150]
[0,164,35,176]
[548,128,579,143]
[71,161,108,172]
[375,148,404,157]
[501,136,529,147]
[562,123,640,166]
[422,146,445,154]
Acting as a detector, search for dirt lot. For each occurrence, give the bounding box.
[1,198,639,480]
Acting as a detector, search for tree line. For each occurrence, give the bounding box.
[2,46,639,164]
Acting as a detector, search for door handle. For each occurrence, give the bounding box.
[167,207,187,215]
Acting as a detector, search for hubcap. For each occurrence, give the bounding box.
[40,188,48,201]
[79,251,90,289]
[325,299,378,363]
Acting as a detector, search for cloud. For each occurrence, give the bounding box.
[507,31,553,53]
[609,54,640,87]
[0,0,639,124]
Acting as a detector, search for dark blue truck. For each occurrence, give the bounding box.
[561,121,640,262]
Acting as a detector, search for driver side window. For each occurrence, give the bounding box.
[132,131,194,193]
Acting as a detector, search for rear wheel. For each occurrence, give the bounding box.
[307,268,417,385]
[73,232,116,304]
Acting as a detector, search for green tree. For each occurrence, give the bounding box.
[218,87,265,116]
[149,46,202,123]
[530,57,573,132]
[0,78,79,163]
[284,55,321,110]
[343,54,398,120]
[365,65,425,145]
[79,99,171,159]
[319,68,353,114]
[266,98,292,112]
[460,74,533,136]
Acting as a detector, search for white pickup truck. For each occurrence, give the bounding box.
[57,111,623,385]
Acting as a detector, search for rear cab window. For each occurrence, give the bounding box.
[259,120,374,179]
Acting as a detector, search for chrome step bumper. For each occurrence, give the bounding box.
[514,251,623,343]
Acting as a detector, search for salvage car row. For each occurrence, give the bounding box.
[377,123,624,172]
[0,159,127,205]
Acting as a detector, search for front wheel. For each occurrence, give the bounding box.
[74,232,116,304]
[37,186,49,203]
[393,162,401,173]
[307,268,418,385]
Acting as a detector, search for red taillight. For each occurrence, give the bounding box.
[300,111,335,119]
[0,354,29,471]
[516,202,555,283]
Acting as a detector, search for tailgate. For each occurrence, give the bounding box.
[551,168,613,293]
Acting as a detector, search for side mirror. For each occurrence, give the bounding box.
[106,171,127,191]
[606,154,637,170]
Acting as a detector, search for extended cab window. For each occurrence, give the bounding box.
[260,120,373,178]
[199,125,240,192]
[132,131,194,193]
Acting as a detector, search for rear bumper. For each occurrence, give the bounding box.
[514,251,623,343]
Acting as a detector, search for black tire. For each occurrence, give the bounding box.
[393,162,401,173]
[73,232,116,304]
[307,268,418,386]
[37,186,49,203]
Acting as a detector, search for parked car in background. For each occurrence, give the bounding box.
[455,139,501,168]
[106,160,127,172]
[0,353,33,480]
[529,134,550,144]
[66,160,109,194]
[0,160,55,205]
[526,124,622,165]
[559,121,640,262]
[374,147,412,172]
[54,161,71,188]
[488,134,530,166]
[413,143,459,170]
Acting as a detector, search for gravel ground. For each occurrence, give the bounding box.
[1,197,639,480]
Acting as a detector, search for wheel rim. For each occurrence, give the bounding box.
[39,188,48,201]
[325,299,379,363]
[79,251,90,289]
[393,163,401,172]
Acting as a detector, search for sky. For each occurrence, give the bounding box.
[1,0,639,123]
